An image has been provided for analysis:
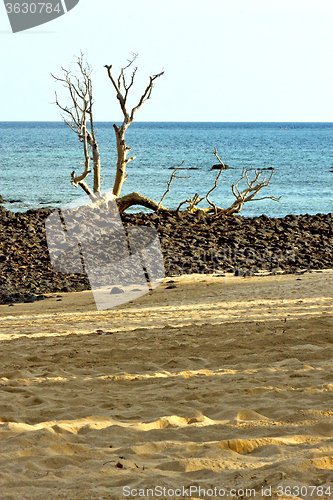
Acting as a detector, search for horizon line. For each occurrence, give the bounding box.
[0,120,332,124]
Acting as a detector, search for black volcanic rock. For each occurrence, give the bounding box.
[0,207,332,304]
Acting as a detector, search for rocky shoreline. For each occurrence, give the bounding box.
[0,206,332,305]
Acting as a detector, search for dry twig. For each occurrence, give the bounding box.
[158,160,186,210]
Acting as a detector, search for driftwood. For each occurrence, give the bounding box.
[173,147,280,215]
[116,192,167,213]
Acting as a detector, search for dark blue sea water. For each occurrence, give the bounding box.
[0,122,332,217]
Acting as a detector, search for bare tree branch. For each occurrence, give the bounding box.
[158,160,185,210]
[176,192,205,213]
[129,71,164,122]
[206,146,235,170]
[176,197,191,212]
[189,193,204,212]
[104,58,164,198]
[205,167,224,214]
[172,148,280,215]
[52,52,102,197]
[224,166,280,214]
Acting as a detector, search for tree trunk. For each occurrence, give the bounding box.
[92,140,101,194]
[116,192,167,213]
[113,125,129,197]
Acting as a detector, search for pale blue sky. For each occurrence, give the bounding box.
[0,0,332,121]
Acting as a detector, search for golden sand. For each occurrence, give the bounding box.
[0,270,332,499]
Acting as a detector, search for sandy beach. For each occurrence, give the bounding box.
[1,270,333,500]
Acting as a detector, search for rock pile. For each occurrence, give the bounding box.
[0,206,332,304]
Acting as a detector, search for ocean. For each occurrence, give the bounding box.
[0,122,332,217]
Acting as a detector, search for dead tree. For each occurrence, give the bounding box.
[175,147,280,215]
[52,53,164,210]
[53,55,279,216]
[210,146,280,214]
